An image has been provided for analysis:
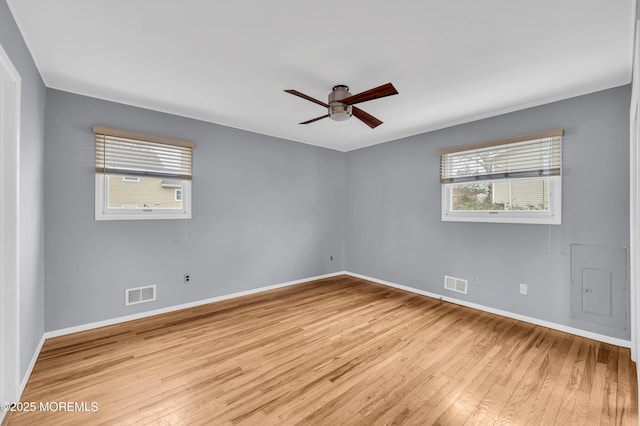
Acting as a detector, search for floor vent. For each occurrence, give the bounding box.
[125,285,156,306]
[444,275,468,294]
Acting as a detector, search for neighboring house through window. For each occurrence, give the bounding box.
[94,126,195,220]
[439,129,562,224]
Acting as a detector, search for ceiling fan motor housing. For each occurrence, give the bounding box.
[328,85,352,121]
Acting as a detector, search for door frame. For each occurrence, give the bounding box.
[632,98,639,364]
[0,41,21,412]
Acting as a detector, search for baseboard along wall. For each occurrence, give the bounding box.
[12,269,630,419]
[344,271,631,348]
[45,271,632,346]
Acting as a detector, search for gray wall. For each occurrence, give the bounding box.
[346,85,631,339]
[44,85,632,339]
[10,0,629,341]
[0,1,46,378]
[44,89,345,331]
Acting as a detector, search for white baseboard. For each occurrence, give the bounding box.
[19,335,46,396]
[15,267,628,421]
[0,334,47,424]
[45,270,632,347]
[45,271,346,339]
[345,271,632,348]
[3,271,345,424]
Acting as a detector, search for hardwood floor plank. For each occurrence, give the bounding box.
[522,331,575,424]
[5,275,637,425]
[495,332,560,424]
[538,337,582,424]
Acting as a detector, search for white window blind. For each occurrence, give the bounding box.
[439,129,563,184]
[93,126,195,180]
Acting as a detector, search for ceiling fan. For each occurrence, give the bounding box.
[284,82,398,129]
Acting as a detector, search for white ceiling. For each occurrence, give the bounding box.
[7,0,636,151]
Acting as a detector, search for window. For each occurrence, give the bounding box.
[439,129,562,224]
[94,126,195,220]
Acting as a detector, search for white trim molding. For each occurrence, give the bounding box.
[0,40,22,420]
[10,268,632,422]
[630,16,640,364]
[345,272,631,348]
[629,14,640,413]
[45,271,347,338]
[47,271,631,347]
[9,271,345,423]
[18,335,45,398]
[0,335,45,425]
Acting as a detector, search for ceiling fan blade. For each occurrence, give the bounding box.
[284,90,329,108]
[352,106,383,129]
[340,83,398,105]
[299,114,329,124]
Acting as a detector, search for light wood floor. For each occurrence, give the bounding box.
[6,275,638,425]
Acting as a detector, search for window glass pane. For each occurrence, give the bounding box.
[451,178,550,211]
[106,175,183,209]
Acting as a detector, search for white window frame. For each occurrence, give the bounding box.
[95,174,191,220]
[442,176,562,224]
[439,129,562,225]
[93,126,194,221]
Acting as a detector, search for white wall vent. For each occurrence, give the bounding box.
[125,285,156,306]
[444,275,468,294]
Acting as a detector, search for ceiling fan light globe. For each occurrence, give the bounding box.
[329,104,352,121]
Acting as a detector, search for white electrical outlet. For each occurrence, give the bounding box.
[519,283,528,295]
